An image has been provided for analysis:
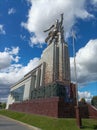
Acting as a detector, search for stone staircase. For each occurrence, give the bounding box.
[87,103,97,120]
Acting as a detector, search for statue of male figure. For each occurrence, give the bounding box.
[44,14,63,45]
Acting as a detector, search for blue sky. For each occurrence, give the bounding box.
[0,0,97,102]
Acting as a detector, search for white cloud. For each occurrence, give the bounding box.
[0,57,39,86]
[78,91,93,102]
[22,0,94,46]
[0,47,20,69]
[5,46,19,55]
[22,58,39,74]
[90,0,97,8]
[20,34,26,40]
[0,97,8,103]
[21,22,26,28]
[92,0,97,4]
[11,56,20,63]
[8,8,16,15]
[29,36,43,48]
[70,39,97,84]
[0,24,6,35]
[0,46,39,102]
[30,36,39,45]
[0,52,11,69]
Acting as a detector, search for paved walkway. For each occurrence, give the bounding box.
[0,115,41,130]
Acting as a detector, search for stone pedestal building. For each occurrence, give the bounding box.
[6,14,76,118]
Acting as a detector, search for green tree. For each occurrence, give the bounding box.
[91,96,97,108]
[0,102,6,109]
[0,102,2,109]
[79,98,86,105]
[80,98,86,104]
[1,103,6,109]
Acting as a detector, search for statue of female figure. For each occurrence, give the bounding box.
[44,14,64,45]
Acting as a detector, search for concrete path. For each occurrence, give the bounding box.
[0,115,41,130]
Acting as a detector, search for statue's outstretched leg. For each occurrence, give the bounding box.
[45,36,50,43]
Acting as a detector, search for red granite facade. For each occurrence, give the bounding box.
[9,97,76,118]
[9,82,77,118]
[86,103,97,119]
[9,97,97,119]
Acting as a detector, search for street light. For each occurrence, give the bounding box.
[72,31,78,106]
[72,31,82,128]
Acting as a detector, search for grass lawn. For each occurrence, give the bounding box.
[0,110,97,130]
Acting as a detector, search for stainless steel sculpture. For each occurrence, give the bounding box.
[44,14,64,45]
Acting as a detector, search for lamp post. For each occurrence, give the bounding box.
[72,32,78,106]
[72,31,82,128]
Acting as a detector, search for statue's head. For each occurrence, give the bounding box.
[56,19,58,22]
[55,19,58,25]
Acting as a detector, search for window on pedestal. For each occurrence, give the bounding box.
[11,85,24,102]
[33,75,36,89]
[37,68,41,88]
